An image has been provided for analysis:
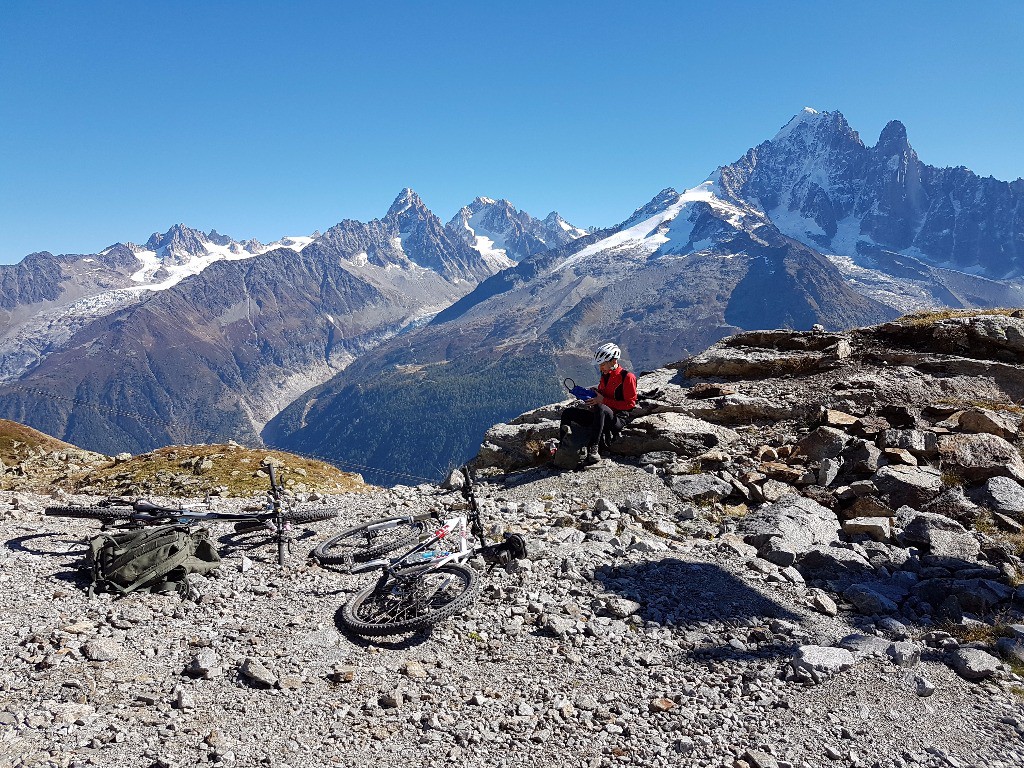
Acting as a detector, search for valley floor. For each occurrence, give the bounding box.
[2,462,1023,768]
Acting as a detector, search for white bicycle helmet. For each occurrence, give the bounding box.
[594,342,621,364]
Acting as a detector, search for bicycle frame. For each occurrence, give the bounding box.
[349,512,475,575]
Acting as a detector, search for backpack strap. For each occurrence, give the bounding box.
[101,526,196,596]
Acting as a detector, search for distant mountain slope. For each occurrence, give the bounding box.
[267,179,897,485]
[0,190,576,455]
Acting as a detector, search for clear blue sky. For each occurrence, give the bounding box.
[1,0,1022,263]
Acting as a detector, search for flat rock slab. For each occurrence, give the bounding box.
[667,473,733,502]
[949,648,1001,680]
[873,465,942,508]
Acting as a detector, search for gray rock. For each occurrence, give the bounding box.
[938,432,1024,483]
[239,658,278,689]
[842,516,891,541]
[739,495,841,557]
[185,648,222,679]
[844,584,899,614]
[914,675,936,697]
[794,427,851,462]
[797,545,872,589]
[949,648,1001,680]
[996,638,1024,665]
[880,429,937,456]
[82,638,121,662]
[914,578,1013,614]
[791,645,855,682]
[666,473,734,502]
[923,486,980,524]
[887,641,921,667]
[873,465,942,508]
[809,589,838,616]
[838,634,893,658]
[441,469,466,490]
[616,413,740,456]
[974,476,1024,515]
[604,597,642,618]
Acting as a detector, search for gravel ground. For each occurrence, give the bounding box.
[3,461,1024,768]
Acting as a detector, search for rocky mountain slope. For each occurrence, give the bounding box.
[267,179,899,484]
[271,110,1024,485]
[4,311,1024,767]
[0,193,584,457]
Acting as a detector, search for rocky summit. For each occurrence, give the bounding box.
[5,311,1024,768]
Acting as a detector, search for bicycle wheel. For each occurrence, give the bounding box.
[312,516,425,565]
[341,563,478,636]
[283,508,339,524]
[44,505,135,521]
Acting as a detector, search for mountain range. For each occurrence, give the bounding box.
[2,108,1023,483]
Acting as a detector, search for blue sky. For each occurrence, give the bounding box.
[1,0,1022,263]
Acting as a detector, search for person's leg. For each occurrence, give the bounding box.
[585,405,616,463]
[560,407,592,438]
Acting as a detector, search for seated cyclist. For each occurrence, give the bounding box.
[560,343,638,466]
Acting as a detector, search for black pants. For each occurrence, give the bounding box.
[560,404,624,449]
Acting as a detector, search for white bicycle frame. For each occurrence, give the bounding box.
[349,513,474,575]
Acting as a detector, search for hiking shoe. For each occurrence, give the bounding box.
[583,446,602,466]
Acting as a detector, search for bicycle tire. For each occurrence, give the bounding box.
[44,506,135,521]
[340,563,478,636]
[283,508,338,524]
[313,516,425,565]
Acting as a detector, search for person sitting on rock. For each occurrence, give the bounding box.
[560,343,638,466]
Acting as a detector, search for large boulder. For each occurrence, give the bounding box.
[899,509,980,567]
[938,433,1024,483]
[873,465,942,508]
[614,413,739,457]
[794,427,851,462]
[957,408,1022,440]
[476,419,560,470]
[914,578,1013,614]
[667,473,734,502]
[797,545,873,589]
[739,495,842,566]
[969,476,1024,516]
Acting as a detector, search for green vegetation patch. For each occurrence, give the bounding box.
[76,443,366,498]
[898,308,1022,327]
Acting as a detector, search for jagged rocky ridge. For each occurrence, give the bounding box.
[476,311,1024,682]
[718,108,1024,283]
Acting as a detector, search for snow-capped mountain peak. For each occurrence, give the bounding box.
[552,180,762,273]
[445,196,587,269]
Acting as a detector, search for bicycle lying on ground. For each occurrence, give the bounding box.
[45,465,337,566]
[313,466,527,636]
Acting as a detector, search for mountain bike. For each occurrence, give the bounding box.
[44,465,337,566]
[319,466,527,636]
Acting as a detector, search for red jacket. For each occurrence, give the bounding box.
[596,366,637,411]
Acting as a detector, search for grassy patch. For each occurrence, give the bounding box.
[935,397,1024,415]
[898,308,1021,327]
[0,419,100,468]
[76,443,366,497]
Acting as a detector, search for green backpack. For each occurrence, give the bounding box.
[551,425,588,470]
[87,524,222,598]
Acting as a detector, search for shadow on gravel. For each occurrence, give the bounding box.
[595,557,807,661]
[332,603,435,650]
[6,532,86,558]
[215,529,321,564]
